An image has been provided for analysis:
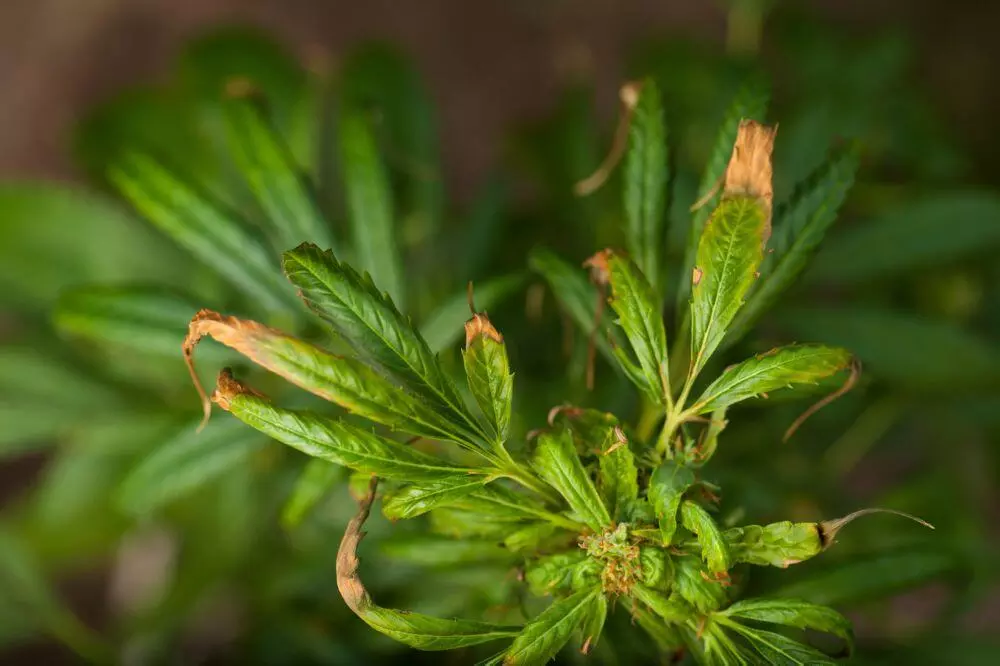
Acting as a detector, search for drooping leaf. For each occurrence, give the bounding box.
[680,500,731,573]
[503,586,604,666]
[337,479,520,650]
[689,195,769,375]
[726,144,858,344]
[281,458,345,528]
[117,417,264,516]
[623,79,668,286]
[720,598,853,652]
[678,75,769,309]
[419,273,525,353]
[382,476,492,520]
[187,313,483,446]
[808,192,1000,285]
[338,108,404,306]
[776,307,1000,392]
[54,285,208,357]
[691,345,852,414]
[282,244,479,436]
[587,249,668,401]
[220,93,335,250]
[647,461,696,545]
[214,381,478,480]
[463,313,513,445]
[531,428,611,531]
[597,431,639,522]
[109,152,295,312]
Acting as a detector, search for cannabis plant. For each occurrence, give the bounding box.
[181,75,932,663]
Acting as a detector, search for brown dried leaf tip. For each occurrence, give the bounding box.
[464,312,504,347]
[211,368,266,412]
[723,119,777,240]
[337,476,380,615]
[574,82,643,196]
[583,249,613,287]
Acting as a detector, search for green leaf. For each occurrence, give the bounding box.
[281,458,345,528]
[282,244,479,435]
[724,522,823,568]
[382,476,491,520]
[221,94,335,250]
[633,607,684,653]
[721,598,853,652]
[647,461,696,545]
[680,500,731,573]
[776,307,1000,392]
[531,428,611,531]
[338,108,404,306]
[727,625,837,665]
[420,273,526,353]
[623,79,668,285]
[463,314,513,444]
[597,433,638,522]
[55,285,206,357]
[690,197,768,374]
[638,546,674,591]
[381,536,513,567]
[117,418,264,516]
[808,192,1000,285]
[504,586,603,666]
[219,389,478,480]
[193,314,483,445]
[338,480,520,650]
[525,551,602,598]
[528,248,621,363]
[109,152,295,312]
[632,585,694,624]
[674,555,728,613]
[771,548,958,606]
[679,75,769,309]
[578,592,607,654]
[593,250,668,401]
[725,145,858,344]
[691,345,852,414]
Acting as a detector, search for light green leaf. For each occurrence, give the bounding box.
[632,585,694,624]
[597,433,638,522]
[281,458,345,528]
[504,587,603,665]
[109,152,295,311]
[726,145,858,344]
[680,500,731,573]
[219,389,477,480]
[691,345,852,414]
[381,536,513,567]
[338,481,520,650]
[282,244,479,437]
[679,75,769,309]
[721,598,853,652]
[674,555,728,613]
[690,197,768,375]
[808,192,1000,285]
[55,285,207,357]
[221,94,334,250]
[382,476,491,520]
[647,461,696,545]
[338,108,404,306]
[776,307,1000,391]
[528,248,621,363]
[593,250,668,401]
[531,428,611,531]
[638,547,674,591]
[420,273,525,353]
[724,522,822,568]
[463,314,513,444]
[524,551,602,598]
[623,79,668,285]
[117,417,264,515]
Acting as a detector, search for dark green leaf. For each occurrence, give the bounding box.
[691,345,852,414]
[647,461,696,545]
[727,625,836,665]
[531,428,611,531]
[503,586,603,666]
[632,585,693,624]
[680,500,731,573]
[578,592,607,654]
[690,197,768,375]
[721,598,853,652]
[463,314,513,444]
[109,153,295,311]
[281,458,345,528]
[597,433,639,522]
[674,555,728,613]
[808,192,1000,285]
[382,476,491,520]
[638,546,674,591]
[623,79,668,285]
[420,273,525,353]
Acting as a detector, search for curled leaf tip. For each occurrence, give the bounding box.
[466,280,477,315]
[724,119,777,238]
[464,312,503,347]
[819,507,935,549]
[211,368,266,412]
[784,358,860,442]
[574,84,642,196]
[337,476,380,614]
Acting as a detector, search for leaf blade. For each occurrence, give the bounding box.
[531,428,611,531]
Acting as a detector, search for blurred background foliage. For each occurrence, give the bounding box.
[1,1,998,664]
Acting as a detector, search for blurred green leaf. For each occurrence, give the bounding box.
[381,535,513,567]
[281,458,345,528]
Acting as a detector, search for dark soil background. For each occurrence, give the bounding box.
[1,0,997,663]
